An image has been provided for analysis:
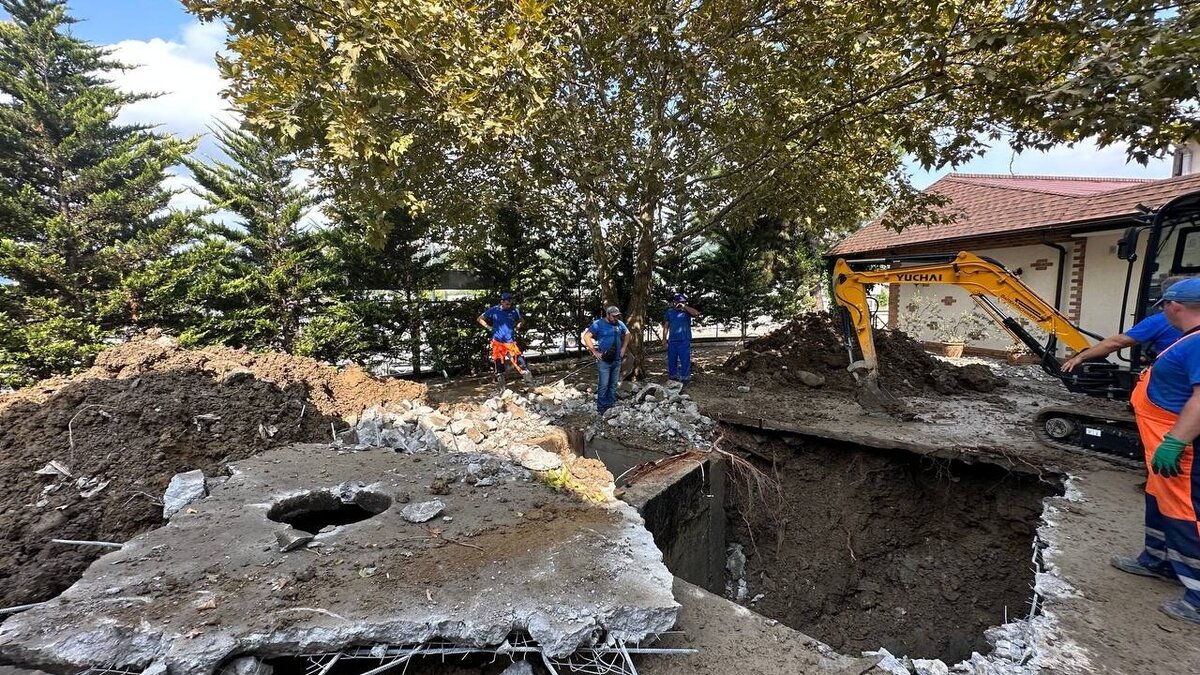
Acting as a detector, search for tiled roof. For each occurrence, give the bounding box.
[830,173,1200,256]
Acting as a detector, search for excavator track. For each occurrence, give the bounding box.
[1033,405,1143,468]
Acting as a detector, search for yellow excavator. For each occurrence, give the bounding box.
[831,189,1200,464]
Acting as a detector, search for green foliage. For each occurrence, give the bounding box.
[0,0,198,385]
[164,121,329,352]
[319,208,448,373]
[186,0,1200,367]
[690,217,825,337]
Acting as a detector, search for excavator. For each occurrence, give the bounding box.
[831,188,1200,464]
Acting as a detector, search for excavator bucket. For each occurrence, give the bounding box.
[848,361,911,418]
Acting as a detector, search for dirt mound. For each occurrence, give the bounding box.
[725,313,1006,394]
[0,335,426,610]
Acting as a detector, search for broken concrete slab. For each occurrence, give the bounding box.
[401,499,444,523]
[162,470,206,519]
[0,444,677,673]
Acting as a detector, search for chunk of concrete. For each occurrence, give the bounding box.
[162,470,206,519]
[220,656,274,675]
[275,529,314,552]
[796,370,826,387]
[516,447,563,472]
[448,419,472,436]
[419,412,450,433]
[500,662,534,675]
[0,446,677,672]
[402,499,445,523]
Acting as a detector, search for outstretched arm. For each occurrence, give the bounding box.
[1061,334,1136,372]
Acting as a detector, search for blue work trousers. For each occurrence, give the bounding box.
[666,341,691,382]
[1137,493,1200,607]
[596,359,622,412]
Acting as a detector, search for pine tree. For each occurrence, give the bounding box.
[696,225,773,340]
[175,121,327,351]
[304,208,447,373]
[0,0,197,386]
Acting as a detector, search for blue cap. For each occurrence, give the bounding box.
[673,293,687,303]
[1158,278,1200,305]
[500,292,514,301]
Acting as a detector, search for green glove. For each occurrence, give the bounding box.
[1151,434,1188,478]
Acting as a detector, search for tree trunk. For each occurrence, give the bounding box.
[584,194,617,307]
[408,293,423,376]
[625,204,659,380]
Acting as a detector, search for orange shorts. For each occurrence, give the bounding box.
[491,339,522,362]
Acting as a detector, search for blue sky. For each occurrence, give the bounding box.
[5,1,1180,194]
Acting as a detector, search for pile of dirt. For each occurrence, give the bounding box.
[725,431,1059,662]
[725,313,1006,394]
[0,335,426,610]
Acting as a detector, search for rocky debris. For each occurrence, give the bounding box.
[724,312,1007,395]
[219,656,273,675]
[162,470,206,519]
[515,380,715,449]
[501,661,535,675]
[515,446,564,472]
[274,528,314,552]
[0,445,679,672]
[401,499,445,523]
[0,333,426,611]
[724,543,748,602]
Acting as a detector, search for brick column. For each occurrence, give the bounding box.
[1067,239,1087,323]
[888,283,899,329]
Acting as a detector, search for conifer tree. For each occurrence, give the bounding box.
[176,121,326,351]
[0,0,197,386]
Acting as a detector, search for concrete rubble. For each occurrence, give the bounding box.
[162,470,207,519]
[0,444,680,674]
[521,379,716,448]
[338,392,568,474]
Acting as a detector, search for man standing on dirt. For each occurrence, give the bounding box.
[1113,277,1200,625]
[582,306,630,414]
[1062,276,1188,372]
[662,293,700,385]
[478,292,532,384]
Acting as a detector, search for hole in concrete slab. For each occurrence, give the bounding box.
[721,430,1061,663]
[267,490,391,534]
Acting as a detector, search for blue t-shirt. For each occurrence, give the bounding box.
[664,308,693,343]
[1125,312,1183,356]
[483,305,522,342]
[588,318,629,357]
[1147,332,1200,413]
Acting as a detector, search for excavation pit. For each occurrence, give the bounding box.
[267,489,392,534]
[723,430,1061,663]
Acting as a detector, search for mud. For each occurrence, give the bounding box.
[726,313,1006,394]
[0,335,425,610]
[722,428,1060,663]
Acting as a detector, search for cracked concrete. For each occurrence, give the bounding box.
[0,444,678,674]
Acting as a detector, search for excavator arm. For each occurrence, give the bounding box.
[832,252,1093,377]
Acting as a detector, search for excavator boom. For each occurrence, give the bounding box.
[833,252,1093,373]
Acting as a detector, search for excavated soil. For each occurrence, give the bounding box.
[723,428,1059,663]
[726,313,1006,395]
[0,335,425,610]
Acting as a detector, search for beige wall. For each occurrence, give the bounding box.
[1073,231,1147,342]
[892,244,1079,353]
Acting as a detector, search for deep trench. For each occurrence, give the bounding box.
[716,428,1062,663]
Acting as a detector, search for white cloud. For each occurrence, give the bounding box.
[910,138,1175,189]
[106,21,236,143]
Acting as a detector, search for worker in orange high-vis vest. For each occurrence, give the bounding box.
[1113,277,1200,625]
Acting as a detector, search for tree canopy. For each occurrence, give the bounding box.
[0,0,197,385]
[183,0,1200,371]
